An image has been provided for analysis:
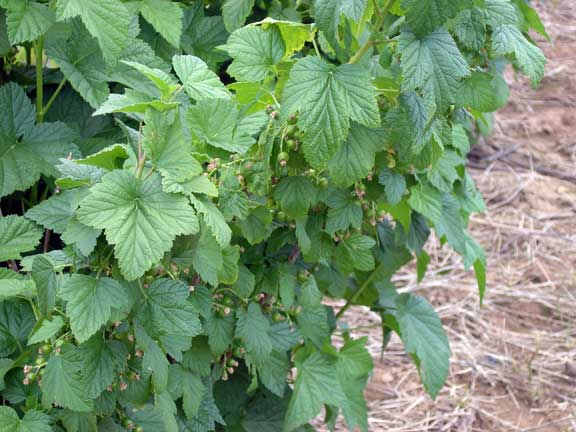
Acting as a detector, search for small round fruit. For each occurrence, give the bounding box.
[55,339,64,348]
[277,152,290,163]
[35,357,44,366]
[286,124,297,136]
[226,358,236,367]
[297,271,308,283]
[286,139,297,150]
[222,296,235,307]
[272,311,285,322]
[135,426,144,432]
[318,178,328,189]
[40,343,52,355]
[26,372,37,382]
[122,418,134,428]
[217,307,231,318]
[277,211,287,222]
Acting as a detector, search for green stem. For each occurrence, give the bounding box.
[348,0,399,65]
[39,78,67,120]
[35,36,44,123]
[135,123,146,178]
[138,280,149,300]
[335,262,384,319]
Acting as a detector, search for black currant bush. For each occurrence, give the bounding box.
[0,0,546,430]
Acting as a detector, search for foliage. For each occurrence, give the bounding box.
[0,0,545,431]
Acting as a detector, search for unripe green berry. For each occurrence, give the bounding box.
[272,311,285,322]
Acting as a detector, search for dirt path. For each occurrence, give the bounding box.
[343,1,576,430]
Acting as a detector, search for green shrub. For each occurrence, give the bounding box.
[0,0,546,430]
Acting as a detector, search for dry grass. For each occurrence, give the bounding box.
[330,1,576,430]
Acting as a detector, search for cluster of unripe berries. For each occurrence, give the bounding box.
[221,349,242,381]
[121,417,145,432]
[276,112,302,167]
[22,343,53,386]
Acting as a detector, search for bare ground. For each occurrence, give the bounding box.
[337,1,576,430]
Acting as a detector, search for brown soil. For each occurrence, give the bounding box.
[337,1,576,430]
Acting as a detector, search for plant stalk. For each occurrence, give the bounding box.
[348,0,399,65]
[35,36,44,123]
[336,262,384,319]
[39,78,67,120]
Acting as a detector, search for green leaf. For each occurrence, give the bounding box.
[27,316,64,345]
[453,8,487,51]
[43,348,93,412]
[173,55,231,100]
[274,176,317,218]
[134,323,169,393]
[407,183,443,224]
[155,390,178,432]
[204,312,235,356]
[511,0,549,40]
[336,234,375,272]
[456,71,506,112]
[297,278,330,346]
[45,22,109,108]
[168,364,205,420]
[78,337,128,398]
[110,36,172,94]
[428,150,463,192]
[227,26,284,82]
[4,0,55,44]
[0,272,35,301]
[379,168,407,205]
[325,189,363,235]
[483,0,518,26]
[0,11,10,57]
[282,57,380,167]
[313,0,367,51]
[138,279,202,337]
[327,122,385,187]
[256,349,289,397]
[142,110,202,190]
[491,24,546,87]
[395,293,450,398]
[337,337,373,432]
[31,255,61,316]
[77,171,199,280]
[181,3,229,69]
[401,0,472,36]
[0,406,52,432]
[222,0,255,32]
[55,0,131,65]
[93,90,177,116]
[259,19,316,59]
[189,196,232,248]
[236,302,273,361]
[187,98,265,154]
[0,83,79,197]
[25,189,87,234]
[399,29,470,112]
[0,215,42,261]
[284,351,347,431]
[190,230,224,286]
[122,60,180,99]
[76,144,128,171]
[0,300,35,357]
[140,0,183,48]
[61,218,101,257]
[60,274,130,343]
